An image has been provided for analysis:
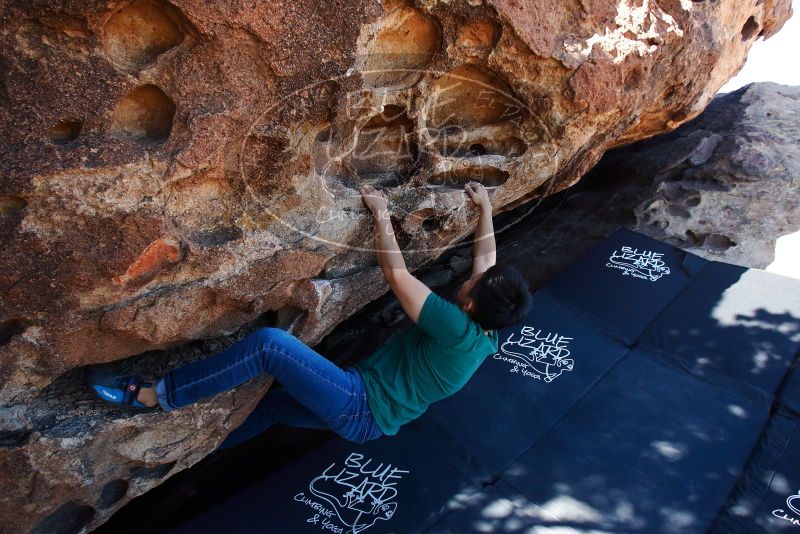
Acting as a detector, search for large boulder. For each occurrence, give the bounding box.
[471,82,800,299]
[103,81,800,529]
[0,0,791,531]
[517,82,800,279]
[629,83,800,269]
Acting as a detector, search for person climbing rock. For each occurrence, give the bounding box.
[87,181,531,447]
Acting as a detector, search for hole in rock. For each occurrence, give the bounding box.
[428,166,509,188]
[685,229,704,246]
[110,84,175,142]
[623,67,645,93]
[99,479,129,508]
[353,106,418,184]
[252,308,279,326]
[189,225,243,247]
[684,196,701,207]
[0,428,31,447]
[705,234,735,252]
[313,126,343,177]
[741,16,759,41]
[243,132,294,199]
[315,126,332,144]
[438,136,527,158]
[456,18,500,56]
[427,64,524,129]
[363,6,441,89]
[421,217,439,232]
[661,182,685,201]
[1,195,27,215]
[0,196,27,233]
[666,204,691,219]
[32,502,96,534]
[0,319,27,346]
[276,305,307,331]
[390,215,413,249]
[103,0,186,71]
[130,461,176,481]
[47,120,82,144]
[402,208,443,237]
[469,143,487,156]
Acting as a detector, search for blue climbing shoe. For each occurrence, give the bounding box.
[85,366,157,412]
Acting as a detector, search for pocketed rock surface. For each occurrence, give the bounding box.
[330,83,800,367]
[0,0,791,531]
[626,83,800,269]
[455,83,800,300]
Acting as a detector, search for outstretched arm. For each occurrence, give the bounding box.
[465,181,496,276]
[360,185,431,324]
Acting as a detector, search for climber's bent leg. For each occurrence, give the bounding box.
[217,388,328,449]
[156,327,380,442]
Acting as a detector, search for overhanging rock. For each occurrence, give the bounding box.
[0,0,792,531]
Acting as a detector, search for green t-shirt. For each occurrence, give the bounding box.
[354,291,499,435]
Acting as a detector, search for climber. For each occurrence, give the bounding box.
[87,181,531,446]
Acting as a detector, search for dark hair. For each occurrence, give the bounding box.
[468,262,532,330]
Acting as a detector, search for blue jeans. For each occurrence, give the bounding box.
[154,327,384,447]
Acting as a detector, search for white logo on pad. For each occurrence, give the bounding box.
[494,326,574,383]
[606,246,671,282]
[293,452,409,533]
[772,489,800,526]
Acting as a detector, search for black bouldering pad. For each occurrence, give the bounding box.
[172,229,800,534]
[638,262,800,398]
[498,349,769,533]
[422,479,554,533]
[711,414,800,533]
[408,291,630,481]
[540,228,707,343]
[171,429,475,534]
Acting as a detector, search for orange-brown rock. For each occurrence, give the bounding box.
[113,236,183,287]
[0,0,791,531]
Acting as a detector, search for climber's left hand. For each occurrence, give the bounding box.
[360,185,388,216]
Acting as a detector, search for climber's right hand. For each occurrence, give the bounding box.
[465,181,490,209]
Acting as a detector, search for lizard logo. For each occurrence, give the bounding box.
[294,452,409,533]
[772,489,800,526]
[494,326,574,383]
[607,246,671,282]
